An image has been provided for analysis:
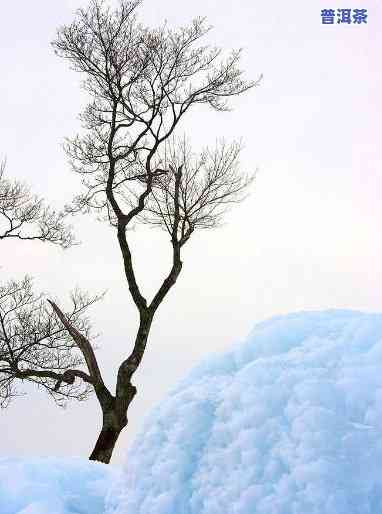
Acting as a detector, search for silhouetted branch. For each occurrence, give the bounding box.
[0,277,102,407]
[0,161,75,248]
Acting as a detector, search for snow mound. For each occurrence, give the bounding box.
[0,457,117,514]
[106,310,382,514]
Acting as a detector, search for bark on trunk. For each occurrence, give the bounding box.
[89,425,122,464]
[89,406,127,464]
[89,312,153,464]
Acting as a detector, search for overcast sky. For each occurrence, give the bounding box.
[1,0,381,464]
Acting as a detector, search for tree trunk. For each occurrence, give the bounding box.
[89,425,122,464]
[89,407,127,464]
[89,313,150,464]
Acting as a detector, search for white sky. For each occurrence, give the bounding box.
[0,0,381,464]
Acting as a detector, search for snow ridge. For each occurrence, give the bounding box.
[106,310,382,514]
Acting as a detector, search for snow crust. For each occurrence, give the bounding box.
[107,310,382,514]
[0,457,116,514]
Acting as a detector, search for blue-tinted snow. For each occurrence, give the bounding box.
[106,310,382,514]
[0,457,117,514]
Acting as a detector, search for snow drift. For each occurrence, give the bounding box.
[0,457,116,514]
[106,310,382,514]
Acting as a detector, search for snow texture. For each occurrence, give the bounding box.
[0,457,117,514]
[106,310,382,514]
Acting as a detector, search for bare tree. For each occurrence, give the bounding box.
[0,161,74,248]
[0,277,100,408]
[0,163,101,408]
[51,0,258,463]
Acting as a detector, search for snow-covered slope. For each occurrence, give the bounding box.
[0,457,117,514]
[106,310,382,514]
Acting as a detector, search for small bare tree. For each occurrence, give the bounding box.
[51,0,258,463]
[0,161,73,247]
[0,277,100,408]
[0,162,100,408]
